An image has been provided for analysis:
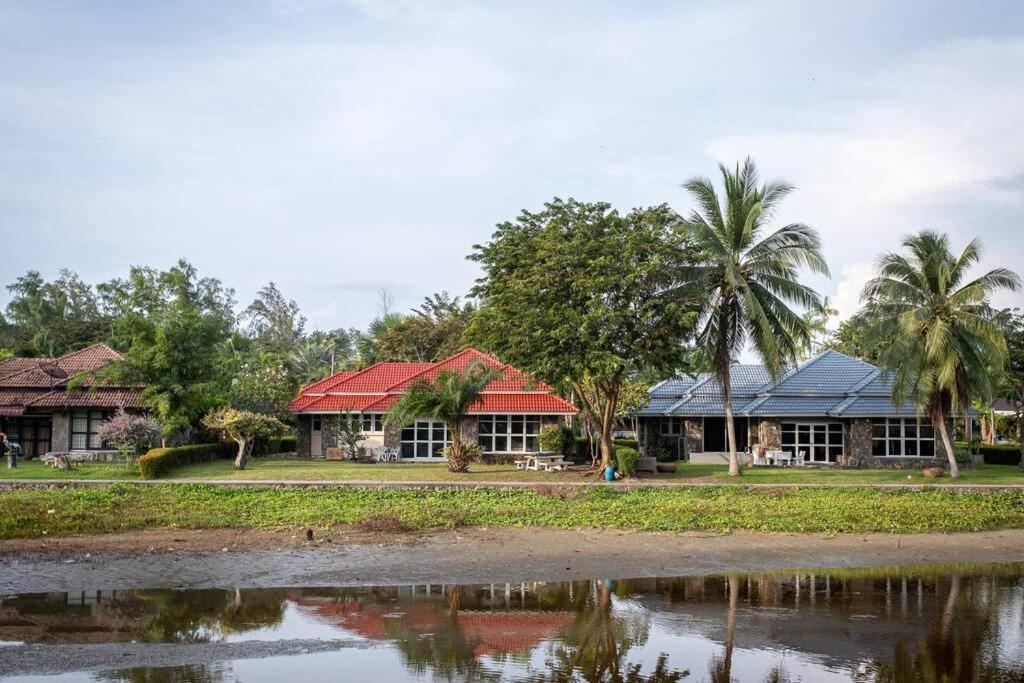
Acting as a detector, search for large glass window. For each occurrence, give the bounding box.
[871,418,935,457]
[71,410,107,450]
[701,417,747,452]
[400,420,450,459]
[477,414,541,453]
[659,417,684,436]
[780,422,843,463]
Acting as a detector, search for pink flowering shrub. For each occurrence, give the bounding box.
[97,408,162,465]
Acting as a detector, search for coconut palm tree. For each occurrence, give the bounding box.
[355,312,404,366]
[678,158,829,476]
[861,231,1020,478]
[385,360,500,472]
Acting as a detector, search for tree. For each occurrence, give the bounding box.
[228,350,297,419]
[861,231,1020,478]
[338,412,365,459]
[384,361,500,472]
[377,293,476,363]
[824,308,890,364]
[797,296,838,359]
[354,312,404,366]
[96,260,237,440]
[3,269,108,356]
[95,408,161,466]
[203,408,286,470]
[993,308,1024,464]
[241,282,306,353]
[470,199,696,469]
[677,158,829,476]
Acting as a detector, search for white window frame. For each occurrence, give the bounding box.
[344,412,384,433]
[659,417,684,436]
[871,417,935,457]
[780,421,843,463]
[400,420,451,459]
[477,414,543,453]
[71,410,108,450]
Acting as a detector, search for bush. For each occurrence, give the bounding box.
[612,438,639,451]
[539,424,574,456]
[139,442,234,479]
[614,447,640,477]
[979,443,1024,466]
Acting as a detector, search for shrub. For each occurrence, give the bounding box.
[977,443,1024,466]
[96,409,161,466]
[612,438,639,451]
[539,424,574,456]
[139,442,234,479]
[441,440,484,473]
[614,446,640,477]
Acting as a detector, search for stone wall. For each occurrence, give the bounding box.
[295,415,311,458]
[758,419,781,451]
[684,419,702,457]
[321,414,340,452]
[51,411,70,452]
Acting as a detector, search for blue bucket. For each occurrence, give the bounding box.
[604,466,616,481]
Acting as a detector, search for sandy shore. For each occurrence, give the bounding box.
[2,526,1023,593]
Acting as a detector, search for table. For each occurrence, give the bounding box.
[518,453,569,471]
[768,450,792,466]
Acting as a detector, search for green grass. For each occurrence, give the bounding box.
[2,483,1023,539]
[2,457,1023,485]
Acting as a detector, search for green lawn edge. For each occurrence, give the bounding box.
[3,483,1023,539]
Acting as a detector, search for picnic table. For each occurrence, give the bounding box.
[516,452,571,472]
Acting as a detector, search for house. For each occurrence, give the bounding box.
[289,348,577,460]
[637,349,962,468]
[0,344,143,459]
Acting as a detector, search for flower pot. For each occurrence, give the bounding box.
[604,466,617,482]
[922,466,945,478]
[656,462,678,473]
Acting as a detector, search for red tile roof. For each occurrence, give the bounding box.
[290,348,576,415]
[0,344,144,411]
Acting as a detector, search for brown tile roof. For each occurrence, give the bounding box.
[0,344,143,411]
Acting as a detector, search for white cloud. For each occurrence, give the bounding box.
[832,261,877,322]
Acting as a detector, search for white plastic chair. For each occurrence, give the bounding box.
[795,450,807,467]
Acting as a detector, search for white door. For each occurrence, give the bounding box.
[310,415,323,457]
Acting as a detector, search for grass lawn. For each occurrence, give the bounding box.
[2,482,1023,539]
[1,457,1023,485]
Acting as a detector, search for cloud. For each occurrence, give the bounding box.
[832,261,877,322]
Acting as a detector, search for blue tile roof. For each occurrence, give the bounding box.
[642,350,954,419]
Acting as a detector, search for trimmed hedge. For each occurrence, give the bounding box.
[978,444,1023,466]
[612,438,639,451]
[139,442,235,479]
[574,438,641,463]
[614,446,640,477]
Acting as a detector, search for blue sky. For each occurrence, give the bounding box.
[2,0,1023,334]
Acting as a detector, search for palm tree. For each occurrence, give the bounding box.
[385,361,500,472]
[797,295,838,359]
[861,231,1020,478]
[289,338,333,384]
[354,312,404,366]
[678,158,829,476]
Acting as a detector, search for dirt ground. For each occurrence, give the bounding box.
[3,526,1023,594]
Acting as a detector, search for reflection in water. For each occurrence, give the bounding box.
[1,564,1022,682]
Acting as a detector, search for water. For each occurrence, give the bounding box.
[2,564,1022,682]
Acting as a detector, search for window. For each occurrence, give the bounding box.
[71,410,107,450]
[701,417,747,452]
[401,420,450,459]
[477,414,542,453]
[659,417,684,436]
[780,422,843,463]
[871,418,934,457]
[312,415,322,431]
[345,413,383,433]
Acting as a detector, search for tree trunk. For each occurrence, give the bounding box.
[1018,410,1024,469]
[934,410,959,479]
[723,364,741,477]
[446,420,464,472]
[234,439,250,470]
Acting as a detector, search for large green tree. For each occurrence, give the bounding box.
[3,269,108,356]
[993,308,1024,462]
[861,232,1020,478]
[469,198,696,468]
[95,260,237,440]
[241,282,306,353]
[824,307,889,364]
[676,158,829,476]
[377,292,476,362]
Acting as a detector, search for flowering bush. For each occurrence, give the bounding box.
[96,409,161,465]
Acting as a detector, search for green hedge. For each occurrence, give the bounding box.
[978,444,1023,466]
[614,446,640,477]
[612,438,639,450]
[139,443,235,479]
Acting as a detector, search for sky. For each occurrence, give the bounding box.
[2,0,1023,337]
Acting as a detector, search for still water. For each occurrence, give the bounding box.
[1,564,1022,682]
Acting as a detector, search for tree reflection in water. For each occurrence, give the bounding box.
[96,664,230,683]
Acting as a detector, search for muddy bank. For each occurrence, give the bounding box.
[2,527,1023,593]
